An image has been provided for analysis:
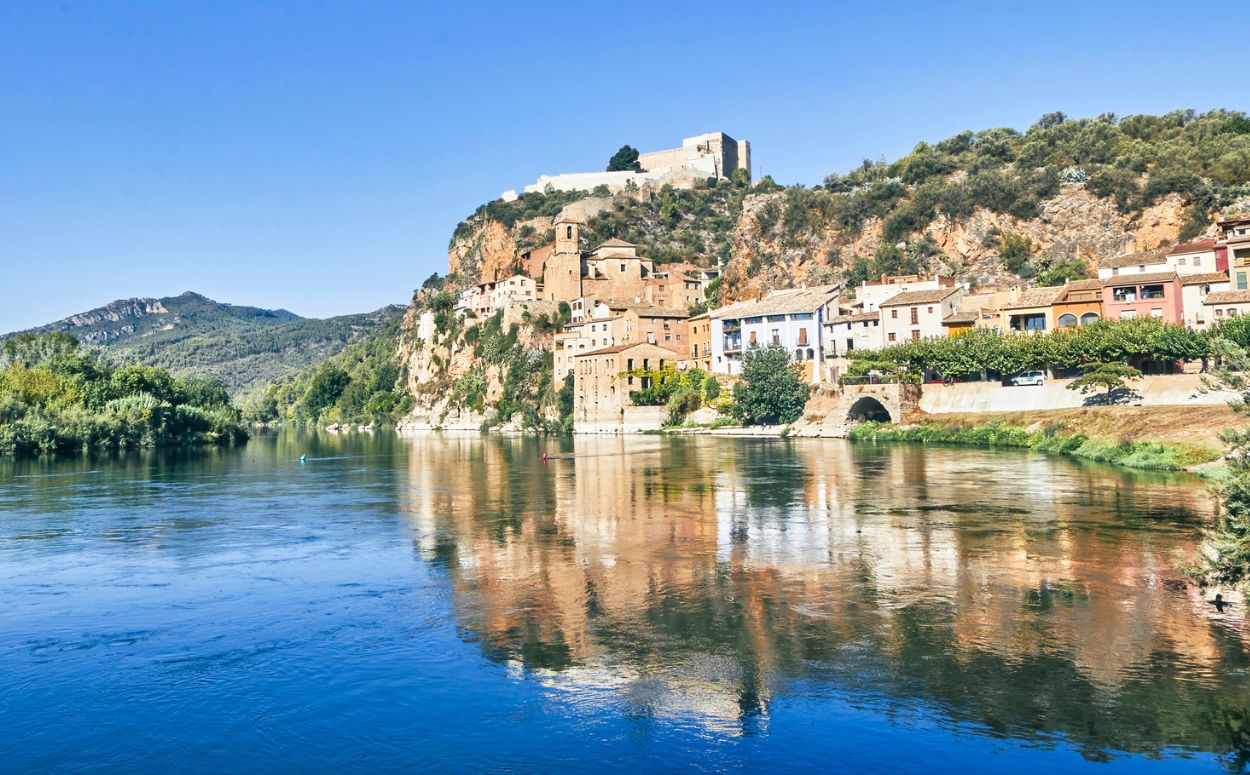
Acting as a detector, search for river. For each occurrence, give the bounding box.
[1,431,1247,772]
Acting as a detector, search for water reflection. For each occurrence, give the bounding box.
[402,435,1250,759]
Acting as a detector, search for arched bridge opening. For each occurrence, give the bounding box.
[846,396,892,424]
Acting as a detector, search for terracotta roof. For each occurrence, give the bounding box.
[687,312,710,321]
[877,287,961,307]
[711,284,840,319]
[1063,278,1105,291]
[942,311,980,324]
[1167,240,1217,255]
[593,238,637,250]
[1204,290,1250,305]
[1102,271,1178,286]
[829,311,880,325]
[1099,250,1167,269]
[1180,272,1232,286]
[631,307,689,319]
[1217,214,1250,226]
[576,341,683,357]
[1001,286,1065,310]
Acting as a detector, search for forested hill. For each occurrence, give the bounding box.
[448,109,1250,301]
[8,291,405,399]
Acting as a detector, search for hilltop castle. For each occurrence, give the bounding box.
[501,132,750,201]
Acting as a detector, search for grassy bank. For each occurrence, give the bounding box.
[847,419,1220,471]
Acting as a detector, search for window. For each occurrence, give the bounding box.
[749,331,757,346]
[911,330,920,341]
[1217,309,1225,318]
[1112,287,1137,303]
[798,328,809,346]
[888,333,897,342]
[795,349,804,361]
[566,226,573,239]
[807,348,815,360]
[1112,267,1119,276]
[1140,284,1165,300]
[910,307,919,325]
[1150,308,1163,318]
[1080,312,1101,325]
[846,338,854,351]
[1200,284,1211,295]
[891,309,898,319]
[1121,310,1137,319]
[1178,257,1187,266]
[1058,313,1078,328]
[1239,273,1248,291]
[771,329,780,346]
[927,306,933,314]
[620,262,626,273]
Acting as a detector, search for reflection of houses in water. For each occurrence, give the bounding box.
[399,435,1248,750]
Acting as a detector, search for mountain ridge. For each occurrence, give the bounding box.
[7,291,405,400]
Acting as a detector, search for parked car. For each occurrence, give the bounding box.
[1010,370,1045,386]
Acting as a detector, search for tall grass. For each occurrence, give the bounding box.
[847,420,1218,471]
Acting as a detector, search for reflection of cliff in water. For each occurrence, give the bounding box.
[400,434,1250,758]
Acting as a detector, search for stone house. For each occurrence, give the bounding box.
[688,313,712,372]
[572,342,683,427]
[878,287,964,344]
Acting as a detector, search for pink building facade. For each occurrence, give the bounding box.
[1101,272,1183,323]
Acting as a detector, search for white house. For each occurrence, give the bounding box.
[1182,272,1233,329]
[708,285,840,384]
[878,287,964,345]
[825,311,882,358]
[1165,240,1219,275]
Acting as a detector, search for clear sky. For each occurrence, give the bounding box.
[1,0,1244,332]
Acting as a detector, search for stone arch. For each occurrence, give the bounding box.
[847,396,891,423]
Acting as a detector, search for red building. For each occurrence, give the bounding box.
[1101,271,1183,323]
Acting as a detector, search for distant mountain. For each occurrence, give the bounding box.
[9,291,405,400]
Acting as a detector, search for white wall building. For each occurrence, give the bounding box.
[878,287,964,345]
[1181,272,1232,329]
[708,285,840,384]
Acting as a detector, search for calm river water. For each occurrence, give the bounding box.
[2,431,1248,772]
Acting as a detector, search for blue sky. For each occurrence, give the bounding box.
[1,0,1244,332]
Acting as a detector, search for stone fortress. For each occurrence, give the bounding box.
[501,132,750,201]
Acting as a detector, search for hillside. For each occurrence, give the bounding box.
[11,292,405,399]
[448,109,1250,299]
[389,109,1250,430]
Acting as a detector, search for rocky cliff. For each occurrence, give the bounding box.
[399,109,1250,423]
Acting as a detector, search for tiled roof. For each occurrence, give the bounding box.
[1063,278,1105,291]
[1099,250,1167,269]
[710,284,840,319]
[594,238,637,249]
[1180,272,1232,286]
[576,341,683,357]
[877,287,961,307]
[1204,290,1250,305]
[1001,286,1065,310]
[942,311,980,324]
[829,311,880,325]
[1102,271,1178,286]
[631,307,689,319]
[1167,240,1217,255]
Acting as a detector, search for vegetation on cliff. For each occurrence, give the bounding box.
[0,333,247,456]
[451,109,1250,295]
[248,316,412,427]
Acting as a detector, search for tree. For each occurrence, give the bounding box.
[1033,257,1088,287]
[1191,339,1250,588]
[606,145,642,172]
[733,346,810,426]
[1066,362,1141,404]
